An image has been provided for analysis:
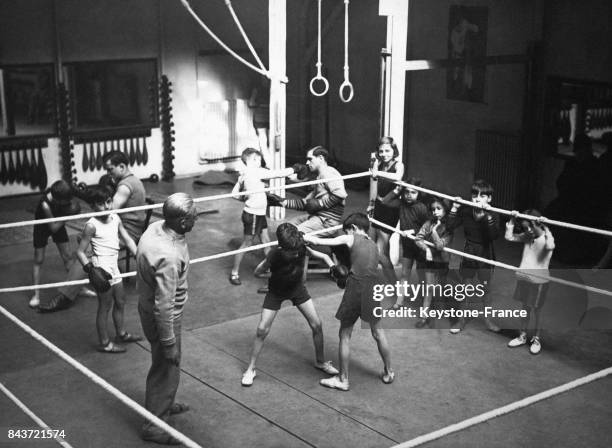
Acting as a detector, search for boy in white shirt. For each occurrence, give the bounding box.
[505,209,555,354]
[229,148,302,285]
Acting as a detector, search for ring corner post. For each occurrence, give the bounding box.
[269,0,287,221]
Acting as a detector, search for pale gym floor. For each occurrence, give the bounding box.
[1,177,612,448]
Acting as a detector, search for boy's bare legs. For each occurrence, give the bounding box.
[376,230,397,285]
[338,324,353,382]
[30,247,45,307]
[296,300,325,364]
[370,320,393,380]
[320,324,352,390]
[57,241,73,271]
[96,289,114,346]
[296,300,338,375]
[245,308,278,373]
[111,283,126,338]
[394,257,415,307]
[231,235,254,281]
[261,230,271,256]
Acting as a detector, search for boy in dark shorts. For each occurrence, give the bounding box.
[241,223,339,386]
[447,179,500,333]
[304,213,394,391]
[30,180,80,308]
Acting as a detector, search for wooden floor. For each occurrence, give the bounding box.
[1,177,611,448]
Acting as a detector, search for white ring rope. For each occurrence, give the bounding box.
[338,0,354,103]
[0,305,203,448]
[0,172,370,230]
[0,225,343,294]
[179,0,268,78]
[223,0,266,72]
[390,365,612,448]
[309,0,330,97]
[369,218,612,297]
[1,168,609,297]
[376,171,612,238]
[0,381,74,448]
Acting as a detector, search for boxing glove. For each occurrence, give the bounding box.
[291,163,310,180]
[83,262,112,293]
[266,193,285,207]
[304,199,324,214]
[329,264,349,289]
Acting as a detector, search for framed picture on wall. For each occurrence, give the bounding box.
[446,5,488,103]
[63,58,158,132]
[544,76,612,158]
[0,64,56,137]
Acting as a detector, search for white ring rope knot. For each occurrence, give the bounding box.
[0,171,370,230]
[309,0,330,97]
[0,304,204,448]
[0,226,343,294]
[0,382,74,448]
[369,217,612,297]
[338,0,354,103]
[375,171,612,238]
[390,365,612,448]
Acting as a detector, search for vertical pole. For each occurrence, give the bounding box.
[158,0,165,77]
[52,0,64,83]
[269,0,287,220]
[379,0,409,155]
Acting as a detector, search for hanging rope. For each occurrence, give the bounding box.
[223,0,266,72]
[179,0,268,77]
[309,0,330,96]
[338,0,354,102]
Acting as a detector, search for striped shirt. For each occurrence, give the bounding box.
[136,221,190,346]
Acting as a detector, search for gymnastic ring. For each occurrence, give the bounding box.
[339,80,354,103]
[310,75,329,97]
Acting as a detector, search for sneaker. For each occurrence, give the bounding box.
[320,375,349,391]
[315,361,339,375]
[37,294,73,313]
[449,318,465,334]
[529,336,542,355]
[257,286,269,294]
[29,295,40,308]
[229,274,241,286]
[508,332,527,348]
[381,370,395,384]
[241,369,256,386]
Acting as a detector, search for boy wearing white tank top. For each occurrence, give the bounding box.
[76,185,140,353]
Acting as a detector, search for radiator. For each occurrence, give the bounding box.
[199,99,258,162]
[474,130,521,210]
